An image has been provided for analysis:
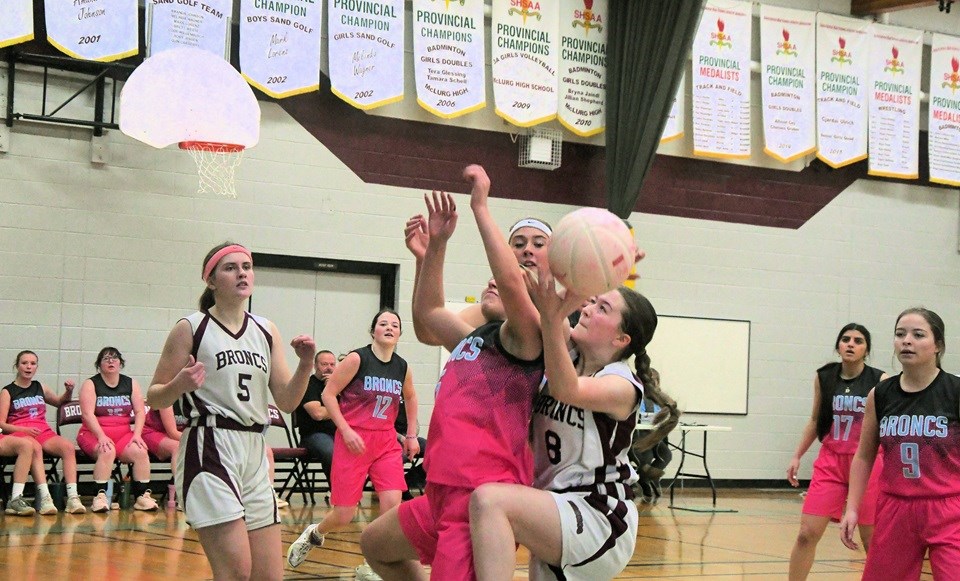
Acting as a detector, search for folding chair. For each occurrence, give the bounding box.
[289,413,331,505]
[266,404,310,505]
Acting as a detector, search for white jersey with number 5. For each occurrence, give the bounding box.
[179,311,273,427]
[532,361,642,497]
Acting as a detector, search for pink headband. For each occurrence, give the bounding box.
[202,245,252,281]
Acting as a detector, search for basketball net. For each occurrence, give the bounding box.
[179,141,245,198]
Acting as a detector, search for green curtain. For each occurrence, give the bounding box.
[605,1,705,218]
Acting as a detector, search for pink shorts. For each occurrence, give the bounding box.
[10,420,58,445]
[141,426,173,457]
[802,448,882,525]
[397,483,475,580]
[77,423,135,458]
[863,493,960,580]
[330,428,406,506]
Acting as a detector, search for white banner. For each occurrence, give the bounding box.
[0,0,33,49]
[491,0,559,127]
[660,72,685,143]
[929,34,960,187]
[691,0,752,159]
[759,5,816,163]
[867,24,922,179]
[147,0,230,58]
[46,0,138,61]
[240,0,322,98]
[557,0,607,136]
[412,0,485,119]
[328,0,404,110]
[816,13,870,168]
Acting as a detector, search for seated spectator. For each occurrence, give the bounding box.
[630,368,679,503]
[0,350,85,514]
[294,350,338,488]
[77,347,158,512]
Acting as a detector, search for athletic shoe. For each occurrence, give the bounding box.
[134,491,159,511]
[38,495,58,515]
[275,491,289,509]
[355,561,383,581]
[5,495,36,516]
[91,491,110,513]
[287,524,324,568]
[65,495,87,514]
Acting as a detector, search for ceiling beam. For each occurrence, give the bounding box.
[851,0,938,15]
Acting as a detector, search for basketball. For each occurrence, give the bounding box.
[547,208,637,297]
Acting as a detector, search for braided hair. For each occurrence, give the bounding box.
[614,287,658,391]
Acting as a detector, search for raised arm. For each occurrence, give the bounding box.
[267,323,316,413]
[465,165,541,360]
[148,319,205,409]
[413,191,475,351]
[42,379,75,407]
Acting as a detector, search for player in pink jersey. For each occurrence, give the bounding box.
[287,308,419,577]
[1,349,85,514]
[358,168,545,581]
[841,307,960,580]
[77,346,158,512]
[787,324,887,580]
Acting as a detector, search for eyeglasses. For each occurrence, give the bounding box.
[101,356,120,363]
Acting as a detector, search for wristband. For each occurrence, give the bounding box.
[405,435,418,440]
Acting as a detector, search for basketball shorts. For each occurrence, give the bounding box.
[141,426,173,458]
[397,483,475,580]
[802,448,882,525]
[10,420,58,445]
[77,422,137,458]
[176,426,278,531]
[528,491,638,581]
[330,428,406,506]
[862,493,960,580]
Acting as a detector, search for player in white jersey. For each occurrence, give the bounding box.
[148,242,316,581]
[470,269,657,581]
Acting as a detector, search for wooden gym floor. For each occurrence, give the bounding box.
[0,488,929,579]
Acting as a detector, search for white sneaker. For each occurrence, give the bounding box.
[65,495,86,514]
[91,491,110,513]
[355,561,383,581]
[4,495,36,516]
[287,523,324,568]
[38,495,58,515]
[134,490,159,511]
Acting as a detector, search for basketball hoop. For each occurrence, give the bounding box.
[179,141,245,198]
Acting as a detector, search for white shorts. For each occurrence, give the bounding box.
[529,491,638,581]
[176,426,278,531]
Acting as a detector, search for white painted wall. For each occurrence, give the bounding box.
[3,0,960,479]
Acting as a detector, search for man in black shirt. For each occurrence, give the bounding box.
[295,350,338,486]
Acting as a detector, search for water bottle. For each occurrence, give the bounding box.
[167,483,177,509]
[120,477,133,509]
[105,480,115,509]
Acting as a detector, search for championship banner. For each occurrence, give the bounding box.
[815,13,871,168]
[147,0,231,57]
[491,0,560,127]
[0,0,33,49]
[240,0,322,98]
[412,0,485,119]
[759,5,816,163]
[867,23,922,179]
[928,33,960,187]
[46,0,138,61]
[558,0,607,137]
[328,0,404,110]
[691,0,752,159]
[660,72,685,143]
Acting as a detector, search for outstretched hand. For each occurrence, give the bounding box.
[523,268,588,325]
[463,164,490,209]
[404,214,429,260]
[424,191,458,243]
